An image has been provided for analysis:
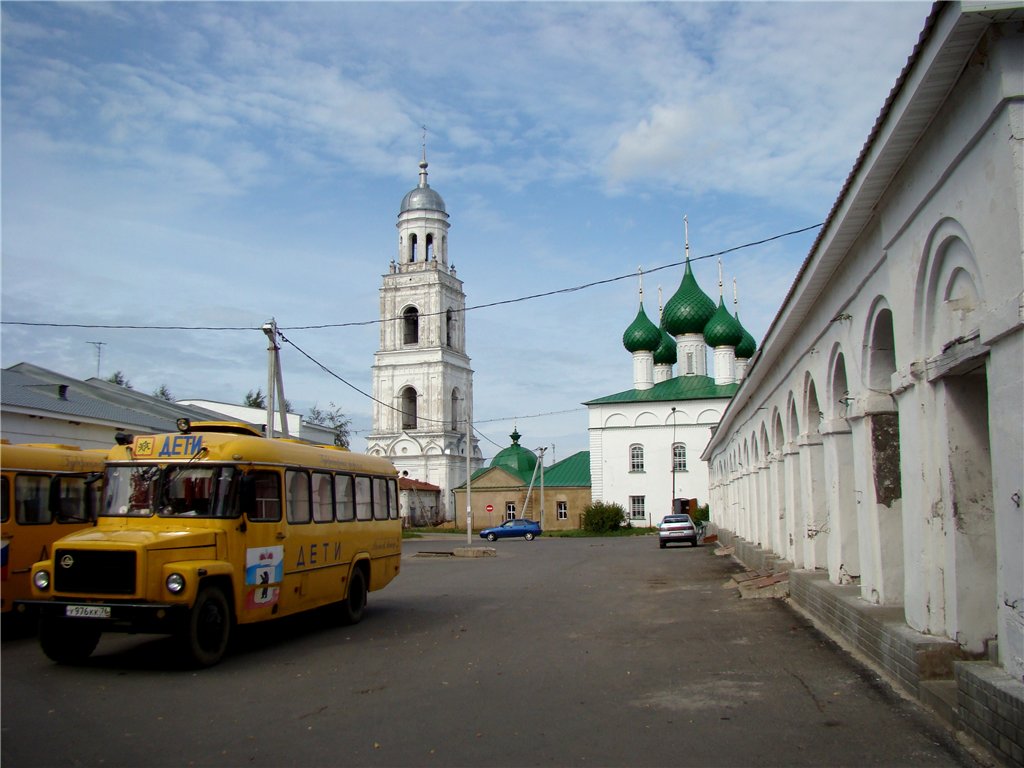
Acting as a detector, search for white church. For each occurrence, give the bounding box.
[586,242,756,527]
[364,154,484,519]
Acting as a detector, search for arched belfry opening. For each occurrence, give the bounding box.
[403,307,419,345]
[401,387,418,430]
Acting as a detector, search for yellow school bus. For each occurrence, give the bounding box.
[1,442,106,615]
[29,421,402,667]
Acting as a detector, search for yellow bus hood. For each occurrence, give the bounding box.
[54,527,218,551]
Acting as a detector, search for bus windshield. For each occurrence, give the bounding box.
[103,465,238,518]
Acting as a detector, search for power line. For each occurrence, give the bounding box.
[1,222,823,332]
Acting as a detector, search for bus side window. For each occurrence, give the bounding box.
[286,470,311,524]
[243,471,281,522]
[311,472,333,523]
[1,476,9,522]
[354,476,372,521]
[335,475,354,521]
[387,478,400,520]
[16,474,52,525]
[372,477,389,520]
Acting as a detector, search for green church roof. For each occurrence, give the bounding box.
[584,374,738,405]
[662,259,715,336]
[489,428,538,478]
[622,303,662,353]
[703,297,743,348]
[734,312,756,359]
[653,326,677,365]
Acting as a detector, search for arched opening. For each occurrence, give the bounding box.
[426,233,434,260]
[403,307,419,345]
[786,396,806,568]
[866,306,904,605]
[803,376,828,569]
[771,411,787,558]
[401,387,418,430]
[446,308,455,349]
[409,233,418,263]
[827,350,859,584]
[672,443,687,472]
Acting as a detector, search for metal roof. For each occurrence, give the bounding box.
[585,375,738,406]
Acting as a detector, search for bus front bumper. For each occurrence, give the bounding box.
[20,600,190,634]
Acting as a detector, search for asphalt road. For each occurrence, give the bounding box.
[1,535,981,767]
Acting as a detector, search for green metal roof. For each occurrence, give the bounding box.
[734,312,757,359]
[703,297,743,348]
[584,374,738,405]
[662,259,715,336]
[542,451,591,487]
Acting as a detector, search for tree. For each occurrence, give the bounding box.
[243,388,266,408]
[107,371,133,389]
[244,388,291,412]
[307,401,352,448]
[153,385,174,401]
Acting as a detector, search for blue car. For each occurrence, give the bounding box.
[480,518,542,542]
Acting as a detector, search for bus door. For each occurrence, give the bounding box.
[238,469,287,621]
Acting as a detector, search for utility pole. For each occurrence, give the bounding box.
[261,319,290,439]
[87,341,106,378]
[465,412,472,546]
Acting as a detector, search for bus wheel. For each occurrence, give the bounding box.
[39,618,100,664]
[182,585,232,667]
[340,567,367,625]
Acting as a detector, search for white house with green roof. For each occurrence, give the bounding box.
[586,251,754,527]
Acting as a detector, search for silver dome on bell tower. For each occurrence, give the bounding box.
[400,159,447,215]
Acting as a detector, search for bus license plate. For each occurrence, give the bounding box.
[66,605,110,619]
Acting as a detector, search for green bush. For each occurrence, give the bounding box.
[691,503,710,524]
[581,501,627,533]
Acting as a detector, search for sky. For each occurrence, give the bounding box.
[1,0,932,461]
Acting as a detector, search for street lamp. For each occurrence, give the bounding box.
[671,407,677,513]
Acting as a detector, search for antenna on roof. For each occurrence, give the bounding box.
[86,341,106,377]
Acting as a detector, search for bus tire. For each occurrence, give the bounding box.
[39,618,101,664]
[182,585,232,668]
[340,566,367,625]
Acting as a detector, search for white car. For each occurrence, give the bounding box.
[658,514,699,548]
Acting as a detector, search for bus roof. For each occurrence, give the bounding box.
[110,423,396,476]
[1,442,109,473]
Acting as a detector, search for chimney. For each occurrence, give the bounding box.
[58,385,69,400]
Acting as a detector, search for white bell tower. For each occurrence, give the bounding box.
[365,151,482,520]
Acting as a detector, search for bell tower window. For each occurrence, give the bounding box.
[426,234,434,260]
[401,387,418,430]
[403,307,419,345]
[446,309,454,349]
[409,234,418,263]
[450,388,460,430]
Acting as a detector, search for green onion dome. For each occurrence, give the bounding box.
[622,303,662,353]
[490,428,538,476]
[734,312,757,359]
[703,298,744,348]
[653,326,678,365]
[663,260,716,337]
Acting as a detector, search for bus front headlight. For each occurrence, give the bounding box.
[166,573,186,594]
[34,570,51,590]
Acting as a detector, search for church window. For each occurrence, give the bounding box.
[629,444,645,473]
[686,352,694,374]
[450,389,460,431]
[401,387,418,430]
[629,496,646,520]
[505,502,516,520]
[403,307,419,344]
[426,233,434,260]
[673,443,687,472]
[557,501,568,520]
[409,234,418,262]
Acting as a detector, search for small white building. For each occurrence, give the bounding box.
[702,3,1023,760]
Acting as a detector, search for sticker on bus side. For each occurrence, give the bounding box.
[246,585,279,610]
[246,546,283,586]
